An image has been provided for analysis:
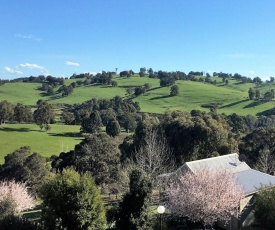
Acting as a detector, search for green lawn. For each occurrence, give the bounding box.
[0,123,83,164]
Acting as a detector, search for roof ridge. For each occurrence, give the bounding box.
[186,153,238,165]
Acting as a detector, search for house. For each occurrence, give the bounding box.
[161,153,275,229]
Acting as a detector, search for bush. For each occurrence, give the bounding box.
[0,215,42,230]
[40,169,106,230]
[254,187,275,228]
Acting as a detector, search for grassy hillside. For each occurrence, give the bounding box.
[0,124,83,164]
[1,75,275,116]
[1,75,275,163]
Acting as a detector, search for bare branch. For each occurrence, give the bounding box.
[254,147,275,174]
[133,128,176,186]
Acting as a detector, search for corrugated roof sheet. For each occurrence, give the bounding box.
[168,153,275,196]
[186,153,250,173]
[236,169,275,195]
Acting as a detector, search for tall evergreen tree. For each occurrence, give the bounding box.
[116,170,153,230]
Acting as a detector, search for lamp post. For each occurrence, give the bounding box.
[157,205,165,230]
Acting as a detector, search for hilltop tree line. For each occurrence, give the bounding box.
[2,67,274,92]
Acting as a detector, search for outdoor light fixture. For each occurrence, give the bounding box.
[157,205,165,230]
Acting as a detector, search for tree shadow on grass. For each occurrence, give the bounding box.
[219,99,249,109]
[149,95,171,100]
[257,108,275,116]
[48,132,82,138]
[0,127,31,132]
[243,100,267,109]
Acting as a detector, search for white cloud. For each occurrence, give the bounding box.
[66,61,80,67]
[17,63,45,70]
[17,63,50,76]
[15,34,41,41]
[4,67,23,75]
[249,70,255,74]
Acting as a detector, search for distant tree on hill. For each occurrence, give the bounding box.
[33,101,55,131]
[147,68,153,74]
[13,103,33,123]
[248,88,256,100]
[255,89,261,100]
[111,80,118,87]
[0,100,14,125]
[143,83,151,91]
[253,76,262,84]
[170,85,179,96]
[139,67,146,77]
[264,91,273,101]
[134,86,145,96]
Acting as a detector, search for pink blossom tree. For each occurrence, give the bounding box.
[166,168,244,229]
[0,180,35,216]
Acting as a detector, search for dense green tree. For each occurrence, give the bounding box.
[162,111,237,164]
[106,119,121,137]
[139,67,146,77]
[53,134,120,185]
[264,90,274,101]
[239,127,275,165]
[254,187,275,229]
[116,170,152,230]
[61,111,75,125]
[13,103,33,123]
[147,68,153,74]
[248,88,255,100]
[120,113,137,133]
[40,169,106,230]
[226,113,248,138]
[33,101,55,130]
[143,83,151,91]
[170,85,179,96]
[0,146,50,193]
[81,110,102,134]
[100,109,116,126]
[111,80,118,87]
[0,100,14,125]
[255,89,261,100]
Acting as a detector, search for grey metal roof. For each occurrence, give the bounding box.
[167,153,275,196]
[236,169,275,196]
[172,153,250,175]
[185,153,250,173]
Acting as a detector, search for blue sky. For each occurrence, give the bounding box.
[1,0,275,80]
